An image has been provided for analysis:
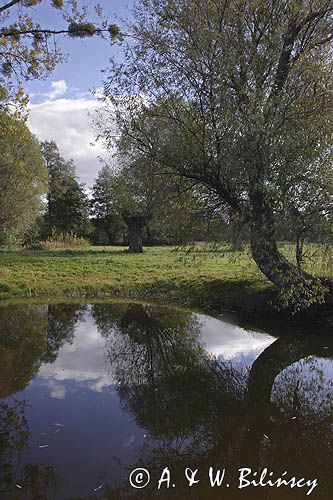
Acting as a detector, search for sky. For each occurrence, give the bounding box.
[23,0,134,187]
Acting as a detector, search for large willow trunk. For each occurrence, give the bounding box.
[249,190,327,310]
[122,214,146,253]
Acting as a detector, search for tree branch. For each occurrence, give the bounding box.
[1,27,108,37]
[270,6,333,99]
[270,20,301,98]
[0,0,21,14]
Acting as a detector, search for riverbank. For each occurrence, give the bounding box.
[0,244,330,314]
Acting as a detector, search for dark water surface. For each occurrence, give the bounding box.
[0,302,332,499]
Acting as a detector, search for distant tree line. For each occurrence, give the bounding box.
[0,118,331,257]
[0,121,331,254]
[0,123,232,250]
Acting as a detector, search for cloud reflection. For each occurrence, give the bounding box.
[35,309,277,399]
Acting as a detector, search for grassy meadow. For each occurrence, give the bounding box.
[0,243,331,312]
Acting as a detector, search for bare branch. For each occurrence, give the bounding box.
[0,0,21,14]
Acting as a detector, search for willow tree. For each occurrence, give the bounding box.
[101,153,210,253]
[106,157,177,253]
[101,0,333,311]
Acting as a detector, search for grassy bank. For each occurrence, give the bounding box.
[0,244,331,312]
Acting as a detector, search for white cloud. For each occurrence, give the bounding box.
[37,314,116,397]
[47,379,66,399]
[47,79,68,100]
[196,313,276,361]
[28,97,107,187]
[31,80,69,100]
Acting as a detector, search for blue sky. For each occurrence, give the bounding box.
[15,0,134,186]
[25,0,133,102]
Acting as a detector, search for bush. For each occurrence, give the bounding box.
[26,240,46,250]
[44,230,90,248]
[22,218,45,250]
[0,228,21,248]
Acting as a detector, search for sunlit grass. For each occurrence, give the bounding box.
[0,243,331,311]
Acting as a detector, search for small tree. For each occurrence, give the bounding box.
[277,155,333,270]
[90,165,124,245]
[41,140,90,238]
[95,113,230,251]
[113,159,158,253]
[92,155,204,253]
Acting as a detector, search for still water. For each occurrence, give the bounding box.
[0,302,332,499]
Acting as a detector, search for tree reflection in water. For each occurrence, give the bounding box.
[0,303,84,499]
[96,304,333,500]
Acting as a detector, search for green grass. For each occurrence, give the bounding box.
[0,243,331,312]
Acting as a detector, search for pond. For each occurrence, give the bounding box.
[0,302,332,499]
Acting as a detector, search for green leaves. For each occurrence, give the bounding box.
[0,110,48,244]
[67,22,97,38]
[51,0,64,8]
[108,24,123,42]
[41,140,90,239]
[1,62,12,76]
[22,0,41,6]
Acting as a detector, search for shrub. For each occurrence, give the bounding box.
[0,228,21,248]
[44,231,90,249]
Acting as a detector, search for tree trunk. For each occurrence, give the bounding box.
[249,189,327,310]
[242,336,333,467]
[108,231,115,246]
[146,225,152,246]
[295,233,304,272]
[122,214,145,253]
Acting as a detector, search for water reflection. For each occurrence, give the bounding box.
[0,302,332,499]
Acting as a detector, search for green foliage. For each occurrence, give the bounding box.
[108,24,123,42]
[0,109,48,244]
[68,22,96,38]
[278,277,328,313]
[51,0,64,9]
[22,217,45,250]
[0,228,21,248]
[90,165,125,245]
[41,140,90,239]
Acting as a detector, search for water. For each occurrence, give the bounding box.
[0,302,332,499]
